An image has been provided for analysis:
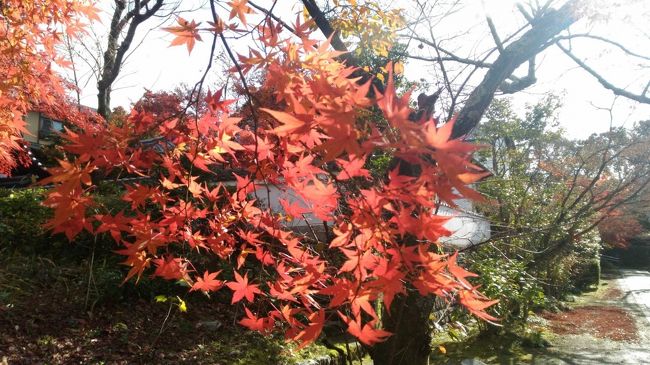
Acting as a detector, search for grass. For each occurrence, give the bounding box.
[0,251,343,364]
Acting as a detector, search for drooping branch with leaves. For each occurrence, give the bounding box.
[39,5,496,365]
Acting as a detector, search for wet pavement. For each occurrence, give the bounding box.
[535,269,650,365]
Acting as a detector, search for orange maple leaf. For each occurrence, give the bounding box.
[228,0,255,27]
[261,108,310,136]
[458,289,499,323]
[163,17,202,54]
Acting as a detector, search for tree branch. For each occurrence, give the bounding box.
[499,57,537,94]
[301,0,348,54]
[486,16,504,53]
[557,42,650,104]
[452,0,582,139]
[553,33,650,62]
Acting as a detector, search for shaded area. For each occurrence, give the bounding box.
[0,254,338,365]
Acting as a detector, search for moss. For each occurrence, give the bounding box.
[174,327,341,365]
[429,319,554,364]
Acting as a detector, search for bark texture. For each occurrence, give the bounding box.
[368,292,436,365]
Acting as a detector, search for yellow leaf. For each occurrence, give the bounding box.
[376,73,385,82]
[439,345,446,354]
[177,296,187,312]
[155,295,168,303]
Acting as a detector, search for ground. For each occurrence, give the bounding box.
[2,246,648,365]
[0,253,342,365]
[429,269,650,365]
[534,269,650,365]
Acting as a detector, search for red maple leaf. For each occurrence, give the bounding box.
[291,309,325,349]
[205,88,235,114]
[152,256,186,280]
[447,252,478,289]
[239,307,275,332]
[226,271,262,304]
[191,270,224,292]
[336,155,370,180]
[279,198,309,220]
[338,312,392,345]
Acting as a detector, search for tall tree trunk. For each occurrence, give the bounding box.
[367,290,436,365]
[96,0,165,120]
[97,83,112,119]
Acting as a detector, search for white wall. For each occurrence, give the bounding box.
[437,202,491,249]
[252,182,490,248]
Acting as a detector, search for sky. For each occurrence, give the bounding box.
[66,0,650,140]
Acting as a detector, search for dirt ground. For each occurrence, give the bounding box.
[0,255,336,365]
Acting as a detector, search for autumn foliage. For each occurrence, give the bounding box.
[0,1,98,174]
[4,2,497,348]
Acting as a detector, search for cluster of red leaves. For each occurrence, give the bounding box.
[598,208,644,248]
[42,10,495,348]
[0,0,99,174]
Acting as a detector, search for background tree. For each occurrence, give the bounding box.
[400,0,650,137]
[466,98,650,328]
[97,0,167,119]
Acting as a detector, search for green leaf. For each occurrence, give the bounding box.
[154,295,168,303]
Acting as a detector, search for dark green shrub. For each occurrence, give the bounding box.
[0,188,59,254]
[465,252,546,330]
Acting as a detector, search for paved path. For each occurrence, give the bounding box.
[617,269,650,326]
[535,269,650,365]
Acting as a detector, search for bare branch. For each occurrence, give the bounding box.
[404,52,492,68]
[553,33,650,61]
[485,16,504,53]
[557,42,650,104]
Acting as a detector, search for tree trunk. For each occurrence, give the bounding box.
[97,82,112,119]
[367,291,436,365]
[96,0,165,120]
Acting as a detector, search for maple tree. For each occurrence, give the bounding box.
[32,3,498,364]
[5,1,649,364]
[471,98,650,306]
[0,0,98,175]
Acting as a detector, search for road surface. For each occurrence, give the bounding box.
[536,269,650,365]
[618,269,650,325]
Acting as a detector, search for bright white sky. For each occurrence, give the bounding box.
[67,0,650,139]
